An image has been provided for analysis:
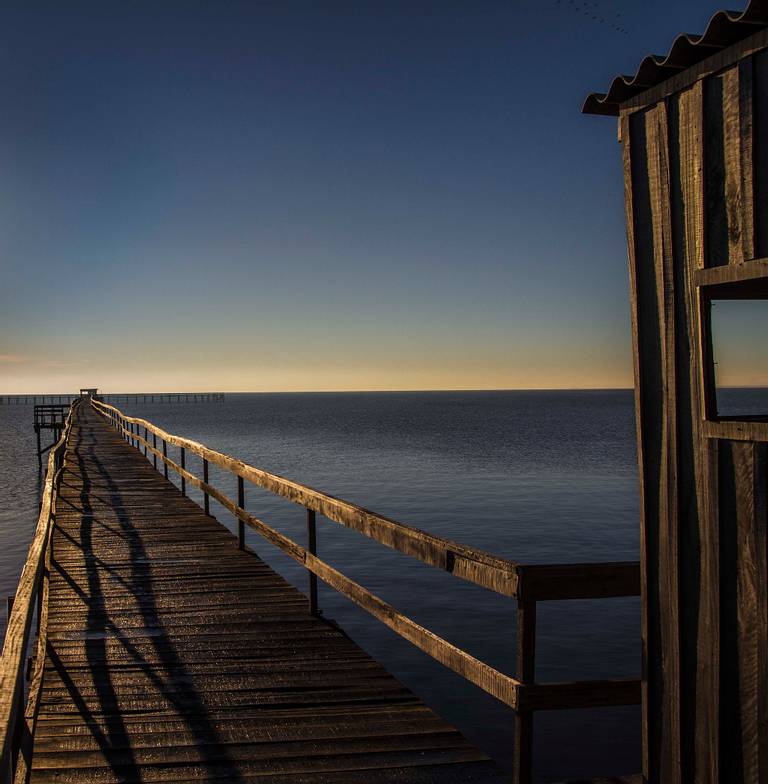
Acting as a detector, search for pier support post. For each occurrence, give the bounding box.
[203,459,210,515]
[512,599,536,784]
[307,509,318,616]
[237,476,245,549]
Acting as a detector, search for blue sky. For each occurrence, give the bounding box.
[0,0,734,392]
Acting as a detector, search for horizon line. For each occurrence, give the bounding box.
[3,384,768,396]
[3,386,636,396]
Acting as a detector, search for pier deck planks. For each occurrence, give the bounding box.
[29,406,504,783]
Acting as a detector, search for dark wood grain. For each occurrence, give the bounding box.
[617,39,768,784]
[0,406,75,778]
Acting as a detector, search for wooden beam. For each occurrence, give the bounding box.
[0,404,75,775]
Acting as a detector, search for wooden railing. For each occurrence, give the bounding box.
[32,405,69,469]
[0,400,77,782]
[89,398,640,782]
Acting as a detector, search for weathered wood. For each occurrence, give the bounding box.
[519,679,641,713]
[307,510,318,616]
[694,257,768,287]
[755,50,768,258]
[621,108,651,782]
[626,106,664,783]
[514,563,639,601]
[722,66,746,265]
[237,475,245,550]
[703,419,768,442]
[672,81,720,784]
[13,485,56,784]
[512,600,536,784]
[718,442,768,783]
[91,399,520,597]
[648,100,683,784]
[202,458,209,515]
[615,31,768,784]
[29,406,506,783]
[0,406,75,777]
[82,399,645,782]
[704,71,729,268]
[91,399,640,603]
[738,57,755,262]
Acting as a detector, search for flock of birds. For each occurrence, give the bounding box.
[554,0,629,35]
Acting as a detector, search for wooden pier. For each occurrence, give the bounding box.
[0,396,77,406]
[1,399,641,783]
[0,393,225,406]
[99,393,226,405]
[25,405,502,782]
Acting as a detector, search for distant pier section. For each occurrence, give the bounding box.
[0,391,225,405]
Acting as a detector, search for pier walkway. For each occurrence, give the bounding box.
[1,397,642,784]
[26,405,503,782]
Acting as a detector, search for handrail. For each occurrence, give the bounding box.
[89,398,639,601]
[91,397,641,784]
[0,400,77,780]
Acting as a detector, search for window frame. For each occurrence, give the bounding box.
[697,258,768,441]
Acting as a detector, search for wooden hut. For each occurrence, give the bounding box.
[584,2,768,782]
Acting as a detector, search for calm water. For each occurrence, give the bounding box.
[2,390,647,781]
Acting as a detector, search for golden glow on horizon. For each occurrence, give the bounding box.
[1,357,635,394]
[3,333,764,394]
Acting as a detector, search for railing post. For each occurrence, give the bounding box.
[153,433,157,469]
[307,509,318,616]
[163,440,168,479]
[237,476,245,549]
[180,447,186,496]
[143,426,147,457]
[203,459,210,515]
[512,599,537,784]
[36,567,44,637]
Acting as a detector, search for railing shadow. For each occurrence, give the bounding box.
[49,407,244,782]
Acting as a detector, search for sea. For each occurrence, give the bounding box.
[1,388,762,780]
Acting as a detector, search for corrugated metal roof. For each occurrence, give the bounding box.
[583,0,768,116]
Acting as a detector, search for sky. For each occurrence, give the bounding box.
[0,0,750,393]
